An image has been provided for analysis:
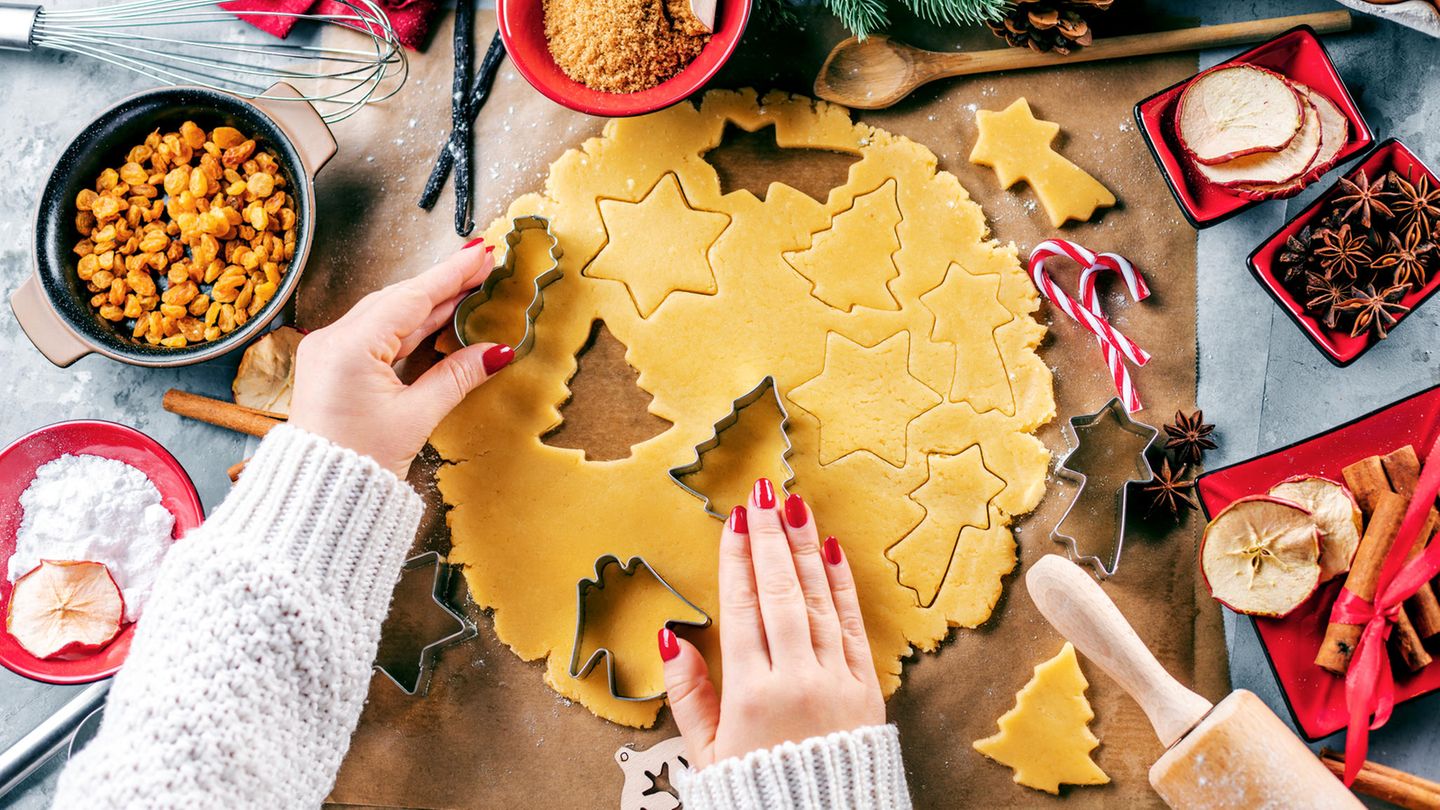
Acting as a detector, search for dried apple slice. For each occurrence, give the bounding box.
[1177,64,1302,165]
[6,560,125,659]
[1194,94,1321,187]
[1232,86,1349,199]
[1268,475,1362,582]
[233,325,303,415]
[1200,495,1322,618]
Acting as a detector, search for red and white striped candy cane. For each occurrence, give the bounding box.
[1028,239,1152,412]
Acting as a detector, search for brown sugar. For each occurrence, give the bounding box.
[544,0,710,94]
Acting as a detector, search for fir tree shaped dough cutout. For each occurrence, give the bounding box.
[974,641,1109,794]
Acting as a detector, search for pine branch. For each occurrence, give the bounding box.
[824,0,889,39]
[903,0,1007,26]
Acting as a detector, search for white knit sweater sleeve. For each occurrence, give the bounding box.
[678,725,913,810]
[52,425,423,810]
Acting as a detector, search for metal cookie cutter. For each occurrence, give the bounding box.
[1051,397,1158,579]
[569,555,711,702]
[667,376,796,519]
[373,551,478,696]
[452,214,564,357]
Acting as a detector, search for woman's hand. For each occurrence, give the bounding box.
[660,478,885,768]
[288,240,510,479]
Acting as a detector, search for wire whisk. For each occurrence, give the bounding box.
[0,0,407,122]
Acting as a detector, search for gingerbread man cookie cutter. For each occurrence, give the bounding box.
[667,376,796,519]
[373,551,478,697]
[569,554,711,702]
[452,214,564,358]
[1050,397,1158,579]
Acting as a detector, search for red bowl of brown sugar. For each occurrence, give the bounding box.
[497,0,752,117]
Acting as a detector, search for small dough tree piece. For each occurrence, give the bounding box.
[970,98,1116,228]
[974,641,1109,794]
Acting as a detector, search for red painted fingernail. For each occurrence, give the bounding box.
[463,237,485,249]
[658,627,680,662]
[823,536,842,566]
[784,493,808,528]
[753,478,776,509]
[482,344,514,375]
[729,505,748,533]
[485,244,494,254]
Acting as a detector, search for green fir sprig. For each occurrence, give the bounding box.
[827,0,1007,38]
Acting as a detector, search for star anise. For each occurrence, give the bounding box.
[1339,283,1411,339]
[1304,271,1353,329]
[1373,230,1437,290]
[1390,170,1440,242]
[1334,170,1393,230]
[1163,409,1216,465]
[1276,225,1317,284]
[1314,224,1372,280]
[1142,458,1199,520]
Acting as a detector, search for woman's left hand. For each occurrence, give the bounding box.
[288,240,510,478]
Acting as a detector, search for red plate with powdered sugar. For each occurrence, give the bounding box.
[0,421,203,684]
[1196,384,1440,740]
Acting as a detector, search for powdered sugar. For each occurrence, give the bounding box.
[8,454,175,622]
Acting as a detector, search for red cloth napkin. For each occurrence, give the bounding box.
[222,0,438,50]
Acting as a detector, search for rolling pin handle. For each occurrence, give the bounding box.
[1026,555,1215,748]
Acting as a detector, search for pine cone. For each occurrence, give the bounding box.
[987,0,1114,55]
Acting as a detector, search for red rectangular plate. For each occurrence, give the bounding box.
[1196,383,1440,740]
[1248,139,1440,367]
[1134,26,1373,229]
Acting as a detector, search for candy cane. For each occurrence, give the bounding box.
[1029,240,1152,412]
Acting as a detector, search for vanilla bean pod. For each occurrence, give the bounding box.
[448,0,476,235]
[419,31,505,217]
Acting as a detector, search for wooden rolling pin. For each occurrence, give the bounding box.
[814,11,1353,109]
[1026,555,1361,809]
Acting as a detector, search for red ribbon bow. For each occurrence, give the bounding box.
[1327,435,1440,785]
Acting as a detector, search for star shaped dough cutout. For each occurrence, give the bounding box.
[921,263,1016,414]
[788,331,941,468]
[970,98,1116,228]
[583,172,731,318]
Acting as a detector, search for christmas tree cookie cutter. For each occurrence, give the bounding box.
[373,551,478,697]
[569,554,712,702]
[1051,398,1157,579]
[452,214,564,358]
[666,376,796,519]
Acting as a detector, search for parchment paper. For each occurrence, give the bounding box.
[306,9,1227,808]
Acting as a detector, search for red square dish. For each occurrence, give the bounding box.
[1196,384,1440,741]
[1248,139,1440,367]
[1134,26,1373,229]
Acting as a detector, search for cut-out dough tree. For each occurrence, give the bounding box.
[970,98,1116,228]
[886,447,1005,607]
[782,179,902,312]
[974,641,1110,794]
[921,263,1017,415]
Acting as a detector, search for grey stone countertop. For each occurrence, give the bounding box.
[1,0,1438,806]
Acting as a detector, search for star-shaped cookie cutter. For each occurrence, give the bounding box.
[452,214,564,358]
[1051,397,1158,579]
[569,554,711,702]
[666,376,796,519]
[373,551,478,697]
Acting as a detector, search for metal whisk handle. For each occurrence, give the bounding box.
[0,3,39,51]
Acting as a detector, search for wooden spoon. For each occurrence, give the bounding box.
[814,10,1353,110]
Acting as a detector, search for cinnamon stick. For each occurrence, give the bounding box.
[1343,455,1392,517]
[163,389,285,438]
[1318,491,1409,674]
[227,458,248,482]
[1382,446,1440,639]
[1319,749,1440,810]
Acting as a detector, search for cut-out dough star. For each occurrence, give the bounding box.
[970,98,1116,228]
[921,263,1016,414]
[887,447,1006,606]
[782,179,902,312]
[584,173,731,318]
[789,331,941,467]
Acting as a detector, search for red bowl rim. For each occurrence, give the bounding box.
[0,420,203,684]
[1133,24,1374,229]
[495,0,753,117]
[1246,138,1439,368]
